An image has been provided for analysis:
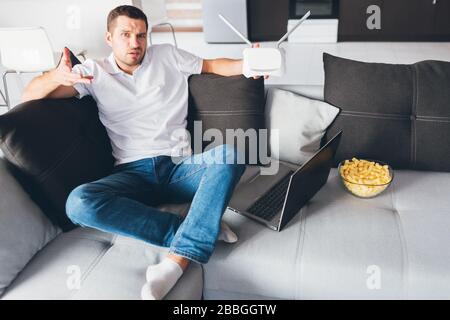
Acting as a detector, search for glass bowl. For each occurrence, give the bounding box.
[338,159,394,199]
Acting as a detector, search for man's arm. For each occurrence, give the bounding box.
[202,58,243,77]
[21,47,93,103]
[201,43,267,79]
[22,70,78,102]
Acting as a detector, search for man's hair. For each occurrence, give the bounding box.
[107,5,148,32]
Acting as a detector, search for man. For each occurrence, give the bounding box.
[22,5,266,300]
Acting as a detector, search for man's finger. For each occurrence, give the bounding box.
[73,75,93,84]
[66,73,83,81]
[68,75,93,84]
[75,78,93,85]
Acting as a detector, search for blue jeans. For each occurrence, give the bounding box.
[65,144,245,264]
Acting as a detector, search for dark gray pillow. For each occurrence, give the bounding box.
[323,53,450,172]
[414,60,450,171]
[323,53,413,169]
[0,97,114,231]
[187,74,266,164]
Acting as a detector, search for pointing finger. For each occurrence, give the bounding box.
[75,78,93,84]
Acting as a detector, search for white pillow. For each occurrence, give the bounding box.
[0,156,61,296]
[265,88,340,164]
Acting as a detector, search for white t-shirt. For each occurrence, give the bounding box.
[72,44,203,166]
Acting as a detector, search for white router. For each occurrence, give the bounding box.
[218,10,311,78]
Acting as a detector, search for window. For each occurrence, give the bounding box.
[153,0,203,32]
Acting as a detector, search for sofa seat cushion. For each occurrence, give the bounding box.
[1,226,203,300]
[204,168,450,299]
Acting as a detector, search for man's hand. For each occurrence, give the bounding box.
[51,47,93,86]
[251,43,269,80]
[21,47,93,102]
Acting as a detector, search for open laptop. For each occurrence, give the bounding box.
[227,131,342,231]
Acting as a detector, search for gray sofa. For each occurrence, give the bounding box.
[1,82,449,300]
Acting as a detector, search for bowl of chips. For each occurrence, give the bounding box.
[338,158,394,198]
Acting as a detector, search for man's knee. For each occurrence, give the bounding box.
[65,183,98,226]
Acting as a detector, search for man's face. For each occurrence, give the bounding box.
[106,16,147,68]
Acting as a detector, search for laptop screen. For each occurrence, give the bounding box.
[279,131,342,230]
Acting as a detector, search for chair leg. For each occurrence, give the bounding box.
[167,23,177,48]
[0,86,6,106]
[148,30,153,46]
[2,71,11,110]
[151,23,177,48]
[0,71,7,107]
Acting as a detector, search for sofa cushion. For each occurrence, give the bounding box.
[1,227,203,300]
[187,74,266,165]
[0,155,61,297]
[323,53,413,169]
[0,97,115,231]
[265,88,340,164]
[323,53,450,172]
[414,60,450,171]
[205,167,450,299]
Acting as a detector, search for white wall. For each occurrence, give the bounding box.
[0,0,139,58]
[0,0,141,108]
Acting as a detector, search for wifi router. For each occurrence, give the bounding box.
[219,10,311,78]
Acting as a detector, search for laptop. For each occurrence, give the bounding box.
[227,131,342,231]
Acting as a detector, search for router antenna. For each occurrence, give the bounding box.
[276,10,311,48]
[218,14,253,46]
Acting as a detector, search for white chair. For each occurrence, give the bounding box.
[140,0,177,47]
[0,27,56,110]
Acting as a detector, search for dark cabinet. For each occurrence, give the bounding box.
[339,0,450,41]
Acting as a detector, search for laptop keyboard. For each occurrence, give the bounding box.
[247,174,292,221]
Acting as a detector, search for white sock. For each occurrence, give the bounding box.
[218,221,238,243]
[141,258,184,300]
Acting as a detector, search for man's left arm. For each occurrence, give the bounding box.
[201,43,268,79]
[202,58,268,80]
[201,58,243,77]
